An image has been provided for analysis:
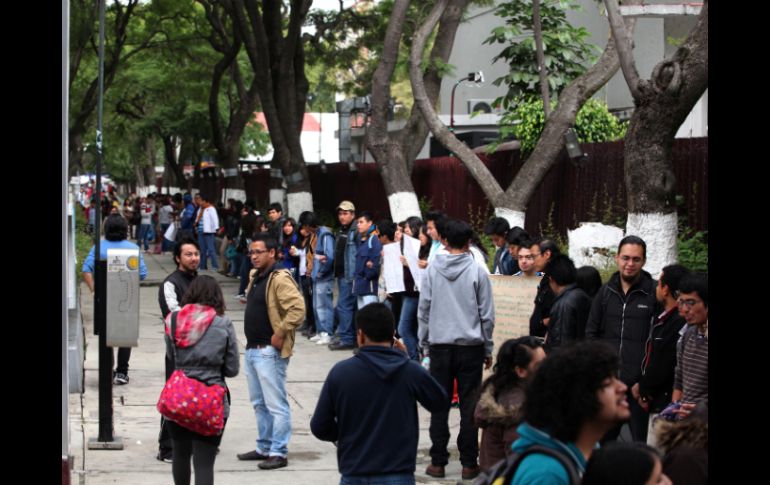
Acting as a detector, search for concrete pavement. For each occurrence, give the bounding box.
[68,251,470,485]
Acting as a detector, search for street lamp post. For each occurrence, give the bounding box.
[450,71,484,131]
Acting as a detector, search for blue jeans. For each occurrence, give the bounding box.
[397,296,419,361]
[357,295,378,309]
[138,223,152,250]
[244,347,291,457]
[160,223,174,253]
[335,278,357,344]
[313,278,334,335]
[340,473,415,485]
[199,233,218,270]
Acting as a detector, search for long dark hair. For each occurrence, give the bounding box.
[482,336,542,400]
[181,275,226,315]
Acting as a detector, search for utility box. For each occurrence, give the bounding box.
[105,248,140,347]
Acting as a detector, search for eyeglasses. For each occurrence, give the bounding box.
[619,255,644,264]
[248,249,269,255]
[518,255,535,260]
[530,253,542,258]
[677,298,702,309]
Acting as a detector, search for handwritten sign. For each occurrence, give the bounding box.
[488,275,541,362]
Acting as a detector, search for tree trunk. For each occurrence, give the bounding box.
[604,0,708,276]
[411,0,637,229]
[368,0,468,221]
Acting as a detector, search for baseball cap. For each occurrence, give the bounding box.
[336,200,355,212]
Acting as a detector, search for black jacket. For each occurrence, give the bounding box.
[158,269,197,319]
[310,346,448,477]
[585,271,657,385]
[545,284,592,352]
[639,307,686,412]
[530,275,555,338]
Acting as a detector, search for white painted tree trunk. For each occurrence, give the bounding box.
[387,192,422,222]
[494,208,526,230]
[226,189,247,204]
[626,212,678,280]
[269,188,286,209]
[287,191,314,220]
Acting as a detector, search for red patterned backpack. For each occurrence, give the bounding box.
[157,313,226,436]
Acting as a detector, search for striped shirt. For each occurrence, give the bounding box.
[674,324,708,403]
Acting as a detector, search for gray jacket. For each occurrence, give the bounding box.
[165,304,240,417]
[417,253,495,356]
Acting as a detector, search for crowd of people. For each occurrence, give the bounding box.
[80,190,708,485]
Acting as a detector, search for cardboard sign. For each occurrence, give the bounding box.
[488,274,541,360]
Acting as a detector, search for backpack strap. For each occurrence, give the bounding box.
[502,444,580,485]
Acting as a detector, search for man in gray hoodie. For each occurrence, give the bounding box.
[417,219,495,481]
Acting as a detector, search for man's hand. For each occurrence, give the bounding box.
[542,317,551,328]
[418,260,428,269]
[366,261,373,269]
[393,338,408,355]
[400,255,409,267]
[484,356,493,370]
[631,383,640,400]
[270,333,285,351]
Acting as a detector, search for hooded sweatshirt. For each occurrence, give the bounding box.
[165,304,240,417]
[510,422,587,485]
[310,346,448,477]
[417,253,495,356]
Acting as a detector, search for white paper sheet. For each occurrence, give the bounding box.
[401,235,425,292]
[382,243,405,293]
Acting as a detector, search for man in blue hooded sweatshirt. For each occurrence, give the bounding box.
[310,303,448,484]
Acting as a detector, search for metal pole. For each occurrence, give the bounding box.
[532,0,551,118]
[450,80,461,130]
[87,0,121,449]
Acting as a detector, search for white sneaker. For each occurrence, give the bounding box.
[309,333,323,342]
[316,333,332,345]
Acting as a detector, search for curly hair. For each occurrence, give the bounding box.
[522,341,619,442]
[482,336,542,401]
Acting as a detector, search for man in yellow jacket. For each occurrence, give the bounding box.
[237,235,305,470]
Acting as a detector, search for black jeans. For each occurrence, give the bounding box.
[428,344,485,468]
[110,347,131,375]
[301,275,315,332]
[159,354,174,454]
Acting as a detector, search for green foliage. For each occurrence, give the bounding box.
[466,202,496,272]
[676,194,707,272]
[499,96,627,156]
[418,195,434,219]
[75,204,93,284]
[537,202,568,255]
[678,229,708,273]
[485,0,598,104]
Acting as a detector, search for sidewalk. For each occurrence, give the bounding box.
[69,251,468,484]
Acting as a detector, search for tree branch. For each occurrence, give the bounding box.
[410,0,506,205]
[603,0,642,97]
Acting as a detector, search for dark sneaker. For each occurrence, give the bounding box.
[113,373,129,385]
[258,456,288,470]
[425,464,445,478]
[328,341,356,351]
[237,450,269,461]
[462,466,481,480]
[156,452,172,464]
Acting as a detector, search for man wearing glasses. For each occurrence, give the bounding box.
[586,235,657,443]
[671,273,708,420]
[237,236,305,470]
[528,238,561,338]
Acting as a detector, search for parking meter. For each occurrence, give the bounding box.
[105,248,140,347]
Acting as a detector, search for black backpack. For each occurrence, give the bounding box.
[472,444,580,485]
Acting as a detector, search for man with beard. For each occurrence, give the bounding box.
[156,235,200,463]
[586,236,657,443]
